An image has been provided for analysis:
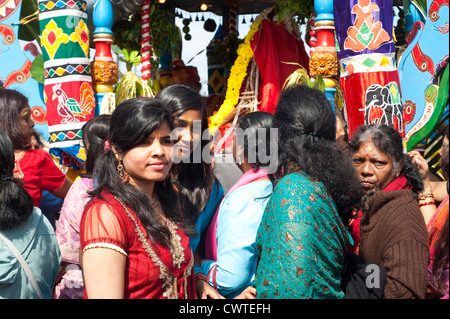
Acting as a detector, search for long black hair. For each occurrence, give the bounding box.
[155,85,216,234]
[348,124,424,195]
[272,84,363,225]
[0,130,34,230]
[0,88,30,149]
[90,98,187,248]
[81,114,111,177]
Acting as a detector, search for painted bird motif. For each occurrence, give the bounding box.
[429,0,449,22]
[30,106,47,125]
[412,44,435,75]
[2,60,31,87]
[52,82,94,123]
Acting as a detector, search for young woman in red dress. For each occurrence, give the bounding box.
[80,98,196,299]
[0,89,72,207]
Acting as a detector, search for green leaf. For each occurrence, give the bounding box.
[402,0,427,18]
[315,75,326,92]
[30,54,45,84]
[122,49,130,61]
[135,80,144,97]
[129,50,139,61]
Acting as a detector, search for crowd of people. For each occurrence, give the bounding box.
[0,84,448,299]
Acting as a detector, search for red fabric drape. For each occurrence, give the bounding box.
[251,20,310,114]
[340,70,404,139]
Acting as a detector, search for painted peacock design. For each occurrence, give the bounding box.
[52,82,94,123]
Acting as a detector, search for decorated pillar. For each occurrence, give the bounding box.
[91,0,118,115]
[310,0,338,111]
[228,0,238,34]
[140,0,152,82]
[207,2,238,96]
[39,0,95,169]
[334,0,404,139]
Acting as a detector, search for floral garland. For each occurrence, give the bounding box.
[208,19,262,132]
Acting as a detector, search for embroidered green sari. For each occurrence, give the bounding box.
[254,172,350,299]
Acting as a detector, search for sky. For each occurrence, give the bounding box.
[174,9,253,96]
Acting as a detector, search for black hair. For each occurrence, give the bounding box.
[272,84,363,226]
[31,129,45,150]
[0,130,34,230]
[235,111,274,171]
[0,88,30,149]
[81,114,111,177]
[348,124,424,195]
[155,85,215,234]
[90,98,187,248]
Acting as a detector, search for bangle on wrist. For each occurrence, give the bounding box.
[419,201,436,207]
[418,191,434,201]
[195,272,207,282]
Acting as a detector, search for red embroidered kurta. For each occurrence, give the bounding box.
[80,192,196,299]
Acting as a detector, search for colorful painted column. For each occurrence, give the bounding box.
[91,0,118,115]
[39,0,95,169]
[334,0,404,139]
[310,0,338,112]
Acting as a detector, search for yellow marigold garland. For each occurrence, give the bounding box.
[208,20,262,133]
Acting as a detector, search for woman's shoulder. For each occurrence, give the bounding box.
[364,189,427,238]
[71,177,94,191]
[367,189,418,214]
[81,192,135,236]
[275,172,326,195]
[278,172,313,186]
[23,148,49,160]
[84,191,120,211]
[227,180,272,200]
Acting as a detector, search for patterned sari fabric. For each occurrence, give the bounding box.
[254,172,350,299]
[427,196,449,299]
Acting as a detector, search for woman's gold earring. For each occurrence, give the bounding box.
[117,160,130,183]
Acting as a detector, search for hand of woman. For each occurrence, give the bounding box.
[408,151,430,182]
[195,279,225,299]
[234,286,257,299]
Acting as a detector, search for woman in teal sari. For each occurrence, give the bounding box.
[254,85,363,299]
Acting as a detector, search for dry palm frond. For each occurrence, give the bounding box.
[283,63,310,89]
[283,62,325,92]
[115,72,155,105]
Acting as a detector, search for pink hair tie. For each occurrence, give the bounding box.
[104,140,111,151]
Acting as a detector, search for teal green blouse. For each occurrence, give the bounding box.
[254,172,350,299]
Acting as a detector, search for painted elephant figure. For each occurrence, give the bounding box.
[364,82,404,133]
